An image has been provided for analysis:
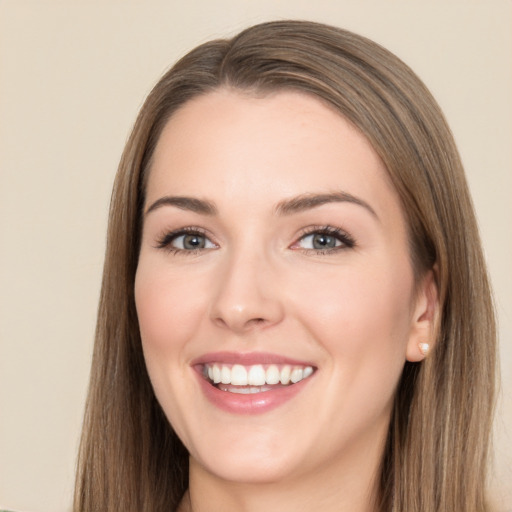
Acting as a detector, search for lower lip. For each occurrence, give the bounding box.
[195,371,313,415]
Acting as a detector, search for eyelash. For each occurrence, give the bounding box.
[293,225,356,255]
[155,227,215,255]
[155,225,356,255]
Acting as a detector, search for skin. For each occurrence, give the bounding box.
[135,89,437,512]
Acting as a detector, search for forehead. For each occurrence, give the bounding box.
[147,89,401,222]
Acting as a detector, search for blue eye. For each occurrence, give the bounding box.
[172,233,214,250]
[157,229,216,253]
[299,232,342,250]
[294,227,355,253]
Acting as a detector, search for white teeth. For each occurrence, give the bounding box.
[231,364,248,385]
[248,365,266,386]
[303,366,314,379]
[265,365,280,385]
[221,365,231,384]
[204,363,314,387]
[203,363,314,386]
[280,365,291,385]
[290,368,304,383]
[220,386,271,394]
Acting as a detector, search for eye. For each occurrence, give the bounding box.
[156,228,217,253]
[300,232,341,250]
[291,226,355,253]
[173,233,214,250]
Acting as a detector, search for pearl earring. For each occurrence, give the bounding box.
[418,342,430,356]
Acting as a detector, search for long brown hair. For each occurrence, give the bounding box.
[74,20,496,511]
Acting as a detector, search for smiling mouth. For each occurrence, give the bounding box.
[201,363,315,394]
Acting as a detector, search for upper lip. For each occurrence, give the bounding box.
[190,351,315,367]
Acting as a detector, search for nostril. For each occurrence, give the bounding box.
[213,315,269,332]
[246,317,267,328]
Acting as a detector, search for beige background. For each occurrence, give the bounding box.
[0,2,510,511]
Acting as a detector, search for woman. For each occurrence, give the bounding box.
[74,20,496,511]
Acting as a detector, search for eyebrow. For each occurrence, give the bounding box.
[145,196,218,216]
[275,191,378,219]
[144,191,377,219]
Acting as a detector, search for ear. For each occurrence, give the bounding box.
[406,266,440,362]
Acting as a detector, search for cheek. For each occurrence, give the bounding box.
[134,264,206,440]
[288,259,414,381]
[312,267,412,440]
[134,264,207,353]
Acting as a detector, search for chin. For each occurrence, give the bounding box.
[182,420,311,485]
[194,449,303,485]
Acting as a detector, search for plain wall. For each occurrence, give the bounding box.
[0,1,510,511]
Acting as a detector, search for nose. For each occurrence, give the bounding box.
[209,249,285,335]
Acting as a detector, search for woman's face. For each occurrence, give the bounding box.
[135,89,434,485]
